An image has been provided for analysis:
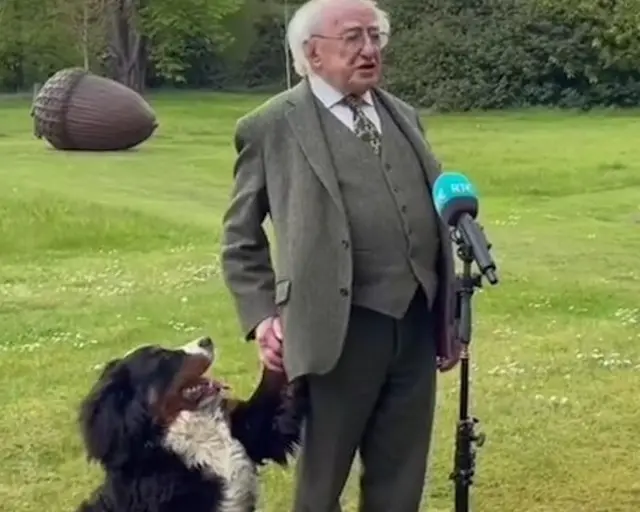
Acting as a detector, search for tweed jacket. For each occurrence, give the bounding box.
[221,79,457,381]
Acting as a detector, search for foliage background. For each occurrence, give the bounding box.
[1,0,640,110]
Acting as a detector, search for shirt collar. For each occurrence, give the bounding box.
[308,74,374,108]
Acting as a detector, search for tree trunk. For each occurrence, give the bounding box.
[82,1,90,70]
[105,0,146,93]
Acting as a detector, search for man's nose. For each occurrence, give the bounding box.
[360,39,377,57]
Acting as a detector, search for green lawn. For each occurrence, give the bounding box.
[1,91,639,512]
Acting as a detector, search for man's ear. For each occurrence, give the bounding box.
[305,40,321,68]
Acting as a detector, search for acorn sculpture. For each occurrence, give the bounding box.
[31,67,158,151]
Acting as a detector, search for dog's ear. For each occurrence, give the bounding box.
[78,358,151,468]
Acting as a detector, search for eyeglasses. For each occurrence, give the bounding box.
[309,27,389,53]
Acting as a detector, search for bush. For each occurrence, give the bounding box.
[383,0,640,110]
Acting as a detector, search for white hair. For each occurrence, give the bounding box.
[286,0,391,78]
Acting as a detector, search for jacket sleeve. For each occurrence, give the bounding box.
[221,117,277,340]
[414,107,460,368]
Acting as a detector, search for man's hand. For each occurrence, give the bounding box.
[437,338,462,372]
[255,315,285,373]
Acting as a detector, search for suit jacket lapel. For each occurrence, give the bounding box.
[285,80,346,216]
[373,88,441,189]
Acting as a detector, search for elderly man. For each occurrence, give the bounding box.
[221,0,460,510]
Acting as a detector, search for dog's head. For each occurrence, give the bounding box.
[79,336,227,469]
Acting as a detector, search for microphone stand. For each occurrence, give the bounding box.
[449,226,495,512]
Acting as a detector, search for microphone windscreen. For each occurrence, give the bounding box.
[432,171,479,226]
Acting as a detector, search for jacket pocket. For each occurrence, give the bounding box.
[275,279,291,306]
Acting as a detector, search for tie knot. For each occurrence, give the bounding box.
[342,94,365,110]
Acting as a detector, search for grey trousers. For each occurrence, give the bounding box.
[292,289,438,512]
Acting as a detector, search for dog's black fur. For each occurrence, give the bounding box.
[75,341,306,512]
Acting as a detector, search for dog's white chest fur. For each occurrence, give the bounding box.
[163,405,258,512]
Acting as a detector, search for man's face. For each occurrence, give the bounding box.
[306,1,385,96]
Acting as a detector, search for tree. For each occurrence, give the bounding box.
[55,0,108,71]
[535,0,640,69]
[138,0,244,84]
[0,0,80,90]
[98,0,245,93]
[103,0,146,92]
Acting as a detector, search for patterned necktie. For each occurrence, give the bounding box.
[343,94,382,157]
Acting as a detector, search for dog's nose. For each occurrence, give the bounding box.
[198,336,213,350]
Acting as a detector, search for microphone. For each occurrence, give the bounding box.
[432,171,498,285]
[434,172,498,512]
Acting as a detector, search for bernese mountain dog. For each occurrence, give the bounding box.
[75,336,306,512]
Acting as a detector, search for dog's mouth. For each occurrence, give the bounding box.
[172,351,231,410]
[154,337,231,424]
[179,376,229,406]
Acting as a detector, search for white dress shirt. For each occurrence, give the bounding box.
[308,74,382,134]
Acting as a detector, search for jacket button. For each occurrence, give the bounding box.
[339,287,349,297]
[341,240,350,249]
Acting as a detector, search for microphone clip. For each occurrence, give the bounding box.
[451,218,499,286]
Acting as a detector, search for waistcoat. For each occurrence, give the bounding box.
[315,95,441,318]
